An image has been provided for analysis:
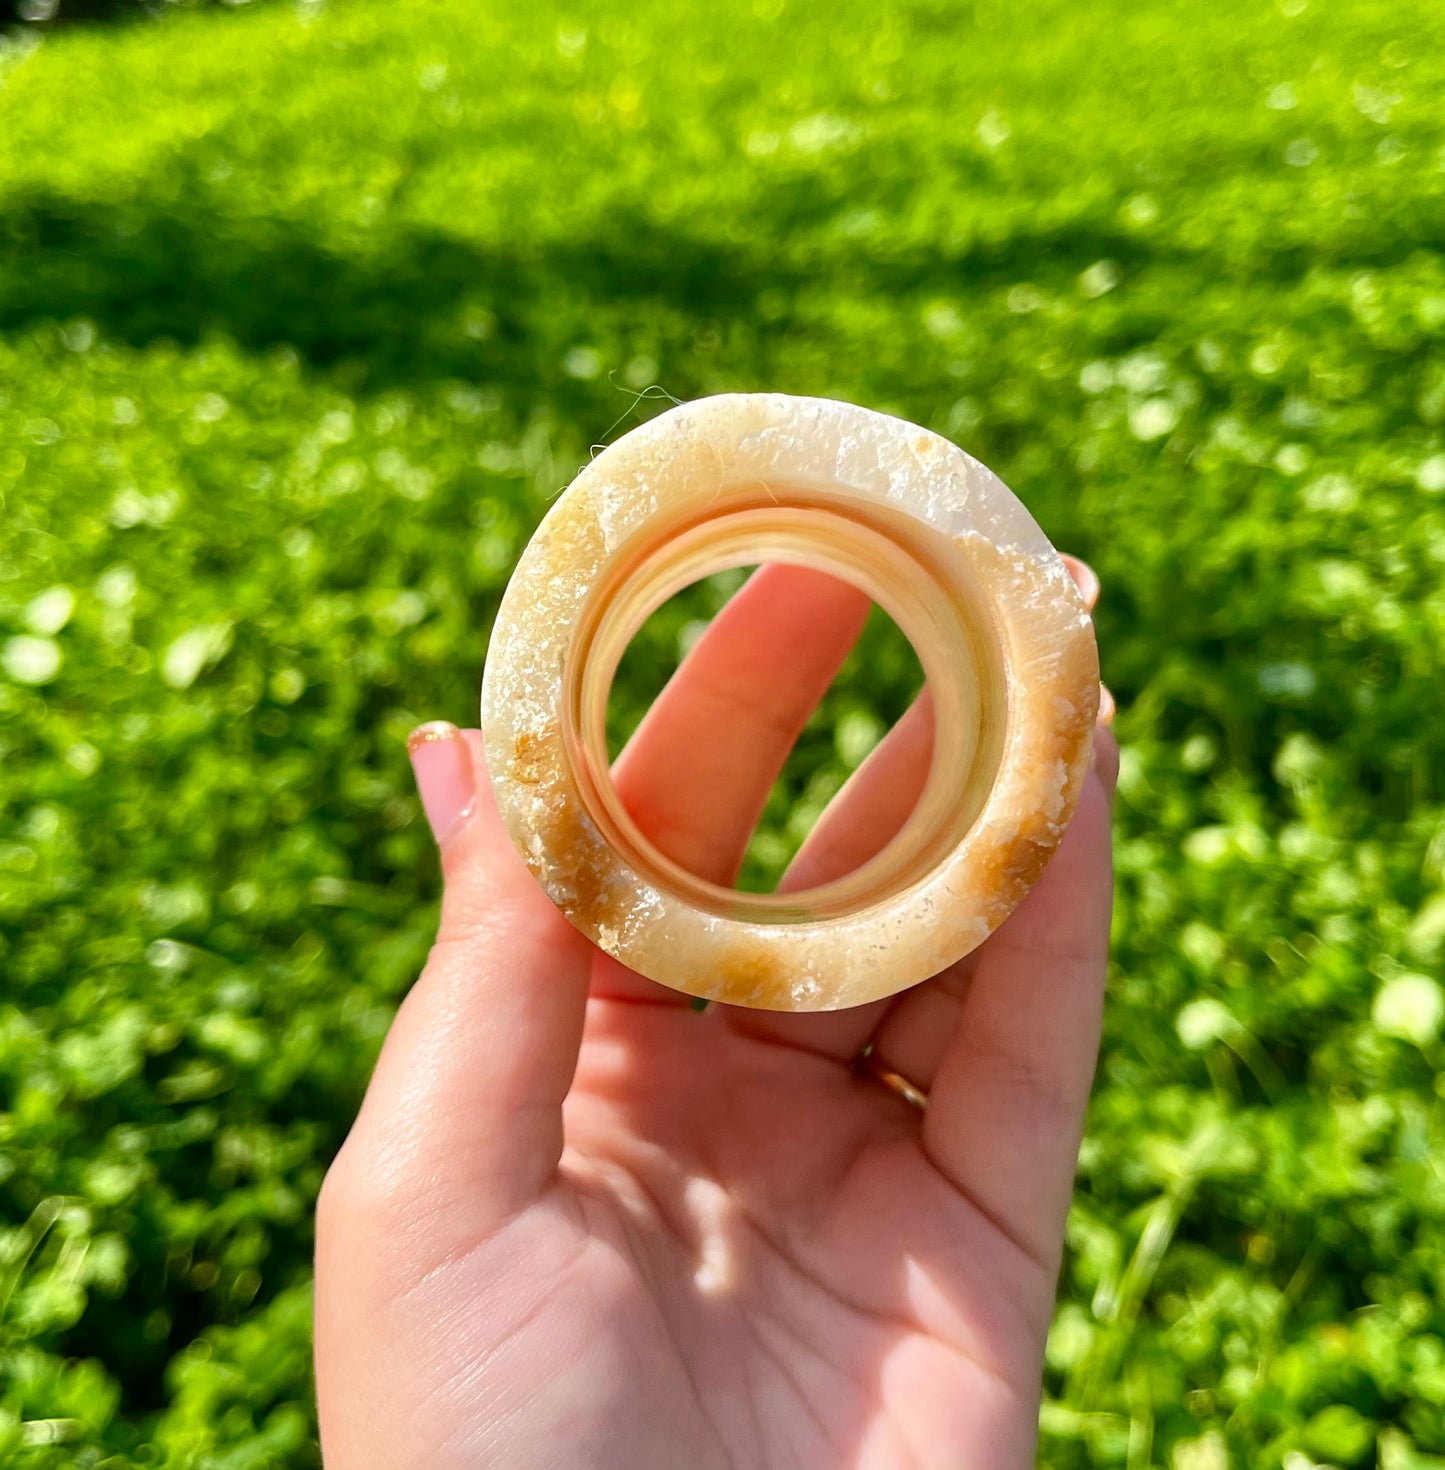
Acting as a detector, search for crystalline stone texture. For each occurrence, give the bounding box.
[481,394,1098,1011]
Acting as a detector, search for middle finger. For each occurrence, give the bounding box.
[593,562,870,1002]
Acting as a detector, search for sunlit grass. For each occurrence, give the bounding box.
[2,0,1444,1462]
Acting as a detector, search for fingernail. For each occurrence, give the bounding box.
[407,721,475,845]
[1063,555,1101,612]
[1098,684,1116,727]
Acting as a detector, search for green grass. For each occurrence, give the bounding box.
[2,0,1444,1462]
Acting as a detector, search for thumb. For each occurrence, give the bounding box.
[324,722,592,1252]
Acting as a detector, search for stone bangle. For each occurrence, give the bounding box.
[480,393,1098,1011]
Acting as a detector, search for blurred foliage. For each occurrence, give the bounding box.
[1,0,266,31]
[1,0,1444,1463]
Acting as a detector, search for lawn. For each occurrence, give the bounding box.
[2,0,1444,1462]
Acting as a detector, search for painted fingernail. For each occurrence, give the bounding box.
[407,721,475,845]
[1098,684,1116,726]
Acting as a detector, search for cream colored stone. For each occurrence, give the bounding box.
[481,394,1098,1010]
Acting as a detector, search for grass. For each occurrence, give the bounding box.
[1,0,1444,1462]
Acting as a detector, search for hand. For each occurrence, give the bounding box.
[315,558,1116,1470]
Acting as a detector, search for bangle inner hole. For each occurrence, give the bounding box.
[603,562,929,896]
[564,489,1009,925]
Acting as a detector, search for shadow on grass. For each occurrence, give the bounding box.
[0,175,1247,393]
[0,187,789,391]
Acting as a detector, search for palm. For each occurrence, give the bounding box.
[563,1001,1050,1468]
[317,562,1114,1470]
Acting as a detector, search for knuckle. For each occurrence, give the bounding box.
[319,1125,450,1253]
[317,1135,407,1238]
[315,1141,365,1238]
